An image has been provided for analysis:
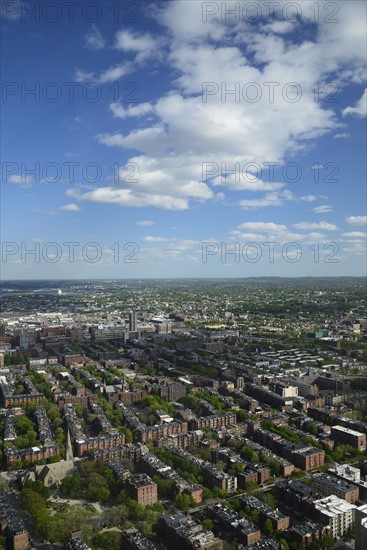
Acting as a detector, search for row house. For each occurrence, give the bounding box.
[34,406,54,444]
[137,421,188,443]
[308,407,367,438]
[242,437,295,477]
[311,473,360,504]
[289,521,327,546]
[114,401,146,430]
[155,430,205,450]
[139,452,203,504]
[4,411,17,443]
[6,444,59,468]
[63,404,86,440]
[206,503,260,546]
[107,388,148,405]
[0,490,30,550]
[75,433,125,457]
[90,443,149,463]
[245,384,293,412]
[189,412,236,431]
[74,368,101,391]
[168,447,238,494]
[240,494,290,531]
[121,528,158,550]
[219,387,259,411]
[275,479,317,518]
[254,429,325,471]
[328,464,367,500]
[159,512,223,550]
[237,464,271,488]
[89,402,118,435]
[1,380,43,408]
[55,391,97,409]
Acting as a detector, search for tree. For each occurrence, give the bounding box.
[216,460,226,471]
[211,487,228,498]
[60,473,83,499]
[269,460,281,477]
[306,423,318,437]
[280,539,289,550]
[15,414,35,434]
[154,477,176,499]
[24,480,50,500]
[126,498,145,521]
[148,501,164,513]
[74,403,84,418]
[201,518,214,530]
[241,446,259,463]
[116,489,129,504]
[318,534,334,549]
[124,428,133,444]
[257,491,276,508]
[202,487,213,500]
[86,484,110,502]
[175,493,195,510]
[94,531,122,550]
[85,473,110,502]
[183,394,198,410]
[236,410,248,422]
[229,462,243,475]
[263,518,273,536]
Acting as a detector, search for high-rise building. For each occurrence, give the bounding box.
[129,311,137,332]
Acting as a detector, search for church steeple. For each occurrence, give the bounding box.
[65,428,73,461]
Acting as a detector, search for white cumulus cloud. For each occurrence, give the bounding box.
[59,203,82,212]
[346,215,367,226]
[293,221,337,231]
[342,89,367,118]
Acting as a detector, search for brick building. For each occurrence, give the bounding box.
[75,433,125,457]
[312,473,359,504]
[124,474,158,507]
[0,490,30,550]
[159,512,223,550]
[188,412,236,431]
[6,444,59,469]
[292,447,325,471]
[331,425,366,451]
[240,495,290,531]
[137,421,188,443]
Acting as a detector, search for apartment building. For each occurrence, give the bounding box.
[312,495,356,538]
[331,425,366,451]
[312,473,359,503]
[124,474,158,507]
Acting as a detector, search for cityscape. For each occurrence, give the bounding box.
[0,278,366,550]
[1,0,367,549]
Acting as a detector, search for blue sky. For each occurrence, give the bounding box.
[1,0,366,279]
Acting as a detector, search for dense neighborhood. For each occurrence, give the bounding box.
[0,278,366,550]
